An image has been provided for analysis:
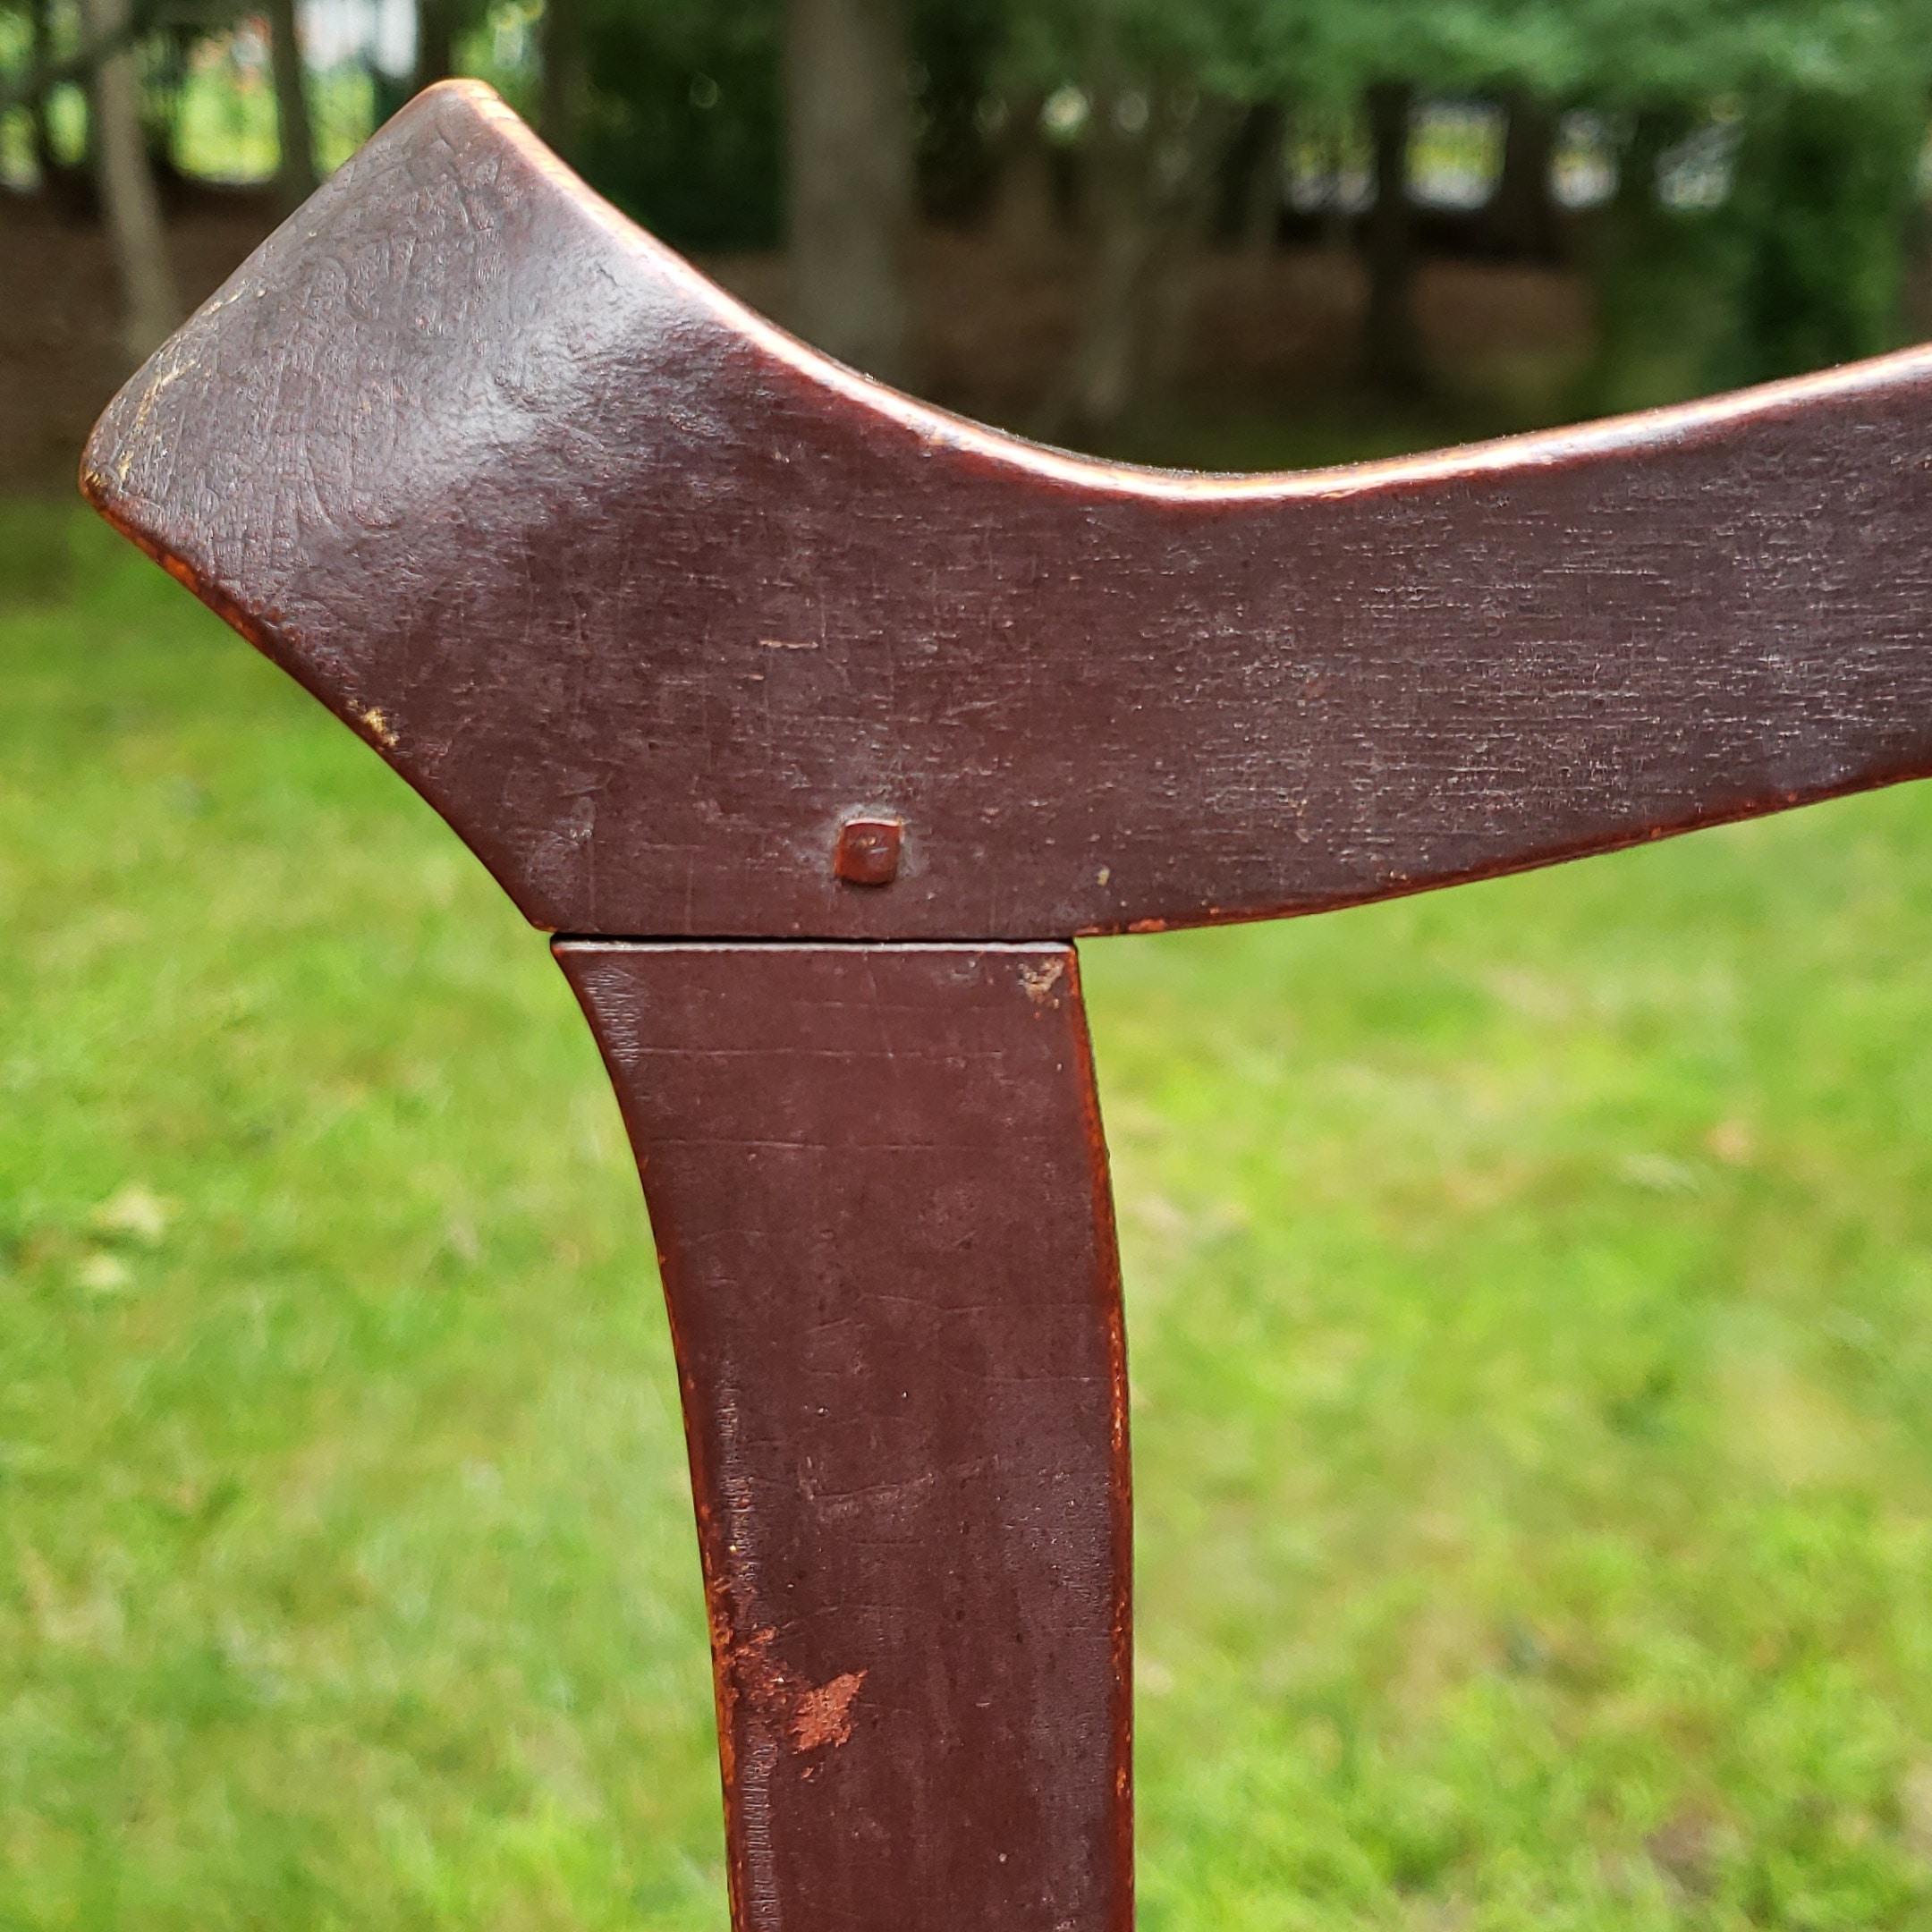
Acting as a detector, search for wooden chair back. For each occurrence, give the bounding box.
[83,81,1932,1931]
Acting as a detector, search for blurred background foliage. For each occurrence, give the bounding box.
[12,3,1932,1928]
[11,0,1932,472]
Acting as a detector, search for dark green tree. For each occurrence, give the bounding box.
[572,0,784,252]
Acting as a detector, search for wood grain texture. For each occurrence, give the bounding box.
[80,80,1932,944]
[556,941,1131,1932]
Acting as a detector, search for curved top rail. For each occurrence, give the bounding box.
[83,80,1932,941]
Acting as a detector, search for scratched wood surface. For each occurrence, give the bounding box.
[81,80,1932,944]
[556,941,1131,1932]
[79,74,1932,1932]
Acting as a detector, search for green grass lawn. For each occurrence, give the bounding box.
[6,497,1932,1930]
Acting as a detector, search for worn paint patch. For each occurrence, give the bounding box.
[725,1626,868,1754]
[1021,957,1065,1005]
[790,1670,867,1752]
[116,354,196,481]
[360,707,399,748]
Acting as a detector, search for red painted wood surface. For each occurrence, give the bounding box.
[557,942,1131,1932]
[80,80,1932,945]
[78,76,1932,1932]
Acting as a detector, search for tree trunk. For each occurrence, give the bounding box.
[1147,96,1240,393]
[1580,107,1681,411]
[413,0,456,95]
[140,19,187,174]
[1614,110,1671,224]
[1362,80,1423,393]
[994,90,1058,258]
[1060,114,1157,439]
[784,0,916,386]
[1055,89,1235,442]
[538,0,585,163]
[1487,89,1559,258]
[1233,100,1288,261]
[28,0,56,182]
[267,0,318,208]
[79,0,178,362]
[1320,117,1353,255]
